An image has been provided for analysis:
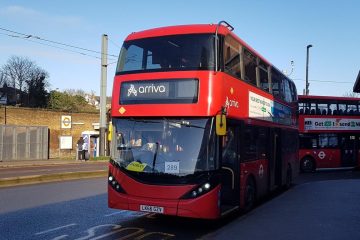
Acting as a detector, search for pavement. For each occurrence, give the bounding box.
[205,178,360,240]
[0,159,108,188]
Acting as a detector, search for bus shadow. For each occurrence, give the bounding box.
[111,192,288,240]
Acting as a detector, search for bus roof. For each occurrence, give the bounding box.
[124,23,271,66]
[299,95,360,101]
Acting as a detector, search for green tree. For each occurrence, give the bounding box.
[26,69,49,107]
[48,90,98,112]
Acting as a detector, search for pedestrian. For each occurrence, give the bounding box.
[83,140,89,161]
[77,137,84,160]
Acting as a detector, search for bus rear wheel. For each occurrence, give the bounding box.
[300,157,315,173]
[244,177,256,212]
[284,165,292,189]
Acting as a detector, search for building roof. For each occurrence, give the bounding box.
[353,70,360,93]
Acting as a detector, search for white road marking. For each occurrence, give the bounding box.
[104,210,126,217]
[35,223,77,235]
[104,210,149,217]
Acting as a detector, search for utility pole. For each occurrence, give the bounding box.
[305,44,313,95]
[99,34,108,156]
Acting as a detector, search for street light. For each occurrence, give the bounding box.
[305,44,313,95]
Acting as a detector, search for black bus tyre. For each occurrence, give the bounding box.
[284,165,292,189]
[244,177,256,212]
[300,157,315,173]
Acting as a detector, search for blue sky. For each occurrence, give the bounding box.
[0,0,359,96]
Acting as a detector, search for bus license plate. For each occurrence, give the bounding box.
[140,205,164,214]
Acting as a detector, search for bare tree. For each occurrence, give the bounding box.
[0,70,6,87]
[64,89,86,97]
[343,92,360,98]
[1,56,34,92]
[1,56,50,106]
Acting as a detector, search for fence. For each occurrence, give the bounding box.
[0,125,48,161]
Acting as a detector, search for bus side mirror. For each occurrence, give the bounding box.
[108,122,113,142]
[216,114,227,136]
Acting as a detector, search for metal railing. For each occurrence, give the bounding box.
[0,125,48,161]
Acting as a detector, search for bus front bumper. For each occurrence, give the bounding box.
[108,184,221,219]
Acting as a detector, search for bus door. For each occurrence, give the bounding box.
[340,135,358,167]
[269,128,282,190]
[220,122,240,212]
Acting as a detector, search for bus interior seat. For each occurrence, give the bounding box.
[299,109,304,115]
[322,109,327,115]
[327,109,332,115]
[305,108,310,115]
[310,109,316,115]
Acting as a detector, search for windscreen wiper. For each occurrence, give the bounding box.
[152,142,160,171]
[169,120,205,129]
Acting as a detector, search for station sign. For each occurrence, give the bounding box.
[61,115,72,129]
[59,136,72,149]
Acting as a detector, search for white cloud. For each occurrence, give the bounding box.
[0,5,40,17]
[0,5,85,28]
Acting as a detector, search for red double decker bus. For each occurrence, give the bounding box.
[298,95,360,172]
[108,21,298,219]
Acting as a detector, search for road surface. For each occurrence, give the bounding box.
[0,170,359,240]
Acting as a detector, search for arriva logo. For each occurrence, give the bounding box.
[225,96,239,108]
[127,84,166,97]
[127,84,138,96]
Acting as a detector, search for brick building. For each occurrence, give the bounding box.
[0,106,100,158]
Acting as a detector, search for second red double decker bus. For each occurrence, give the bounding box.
[108,21,299,219]
[298,95,360,172]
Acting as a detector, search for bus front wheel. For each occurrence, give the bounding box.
[300,157,315,173]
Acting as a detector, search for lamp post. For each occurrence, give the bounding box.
[99,34,108,156]
[305,44,313,95]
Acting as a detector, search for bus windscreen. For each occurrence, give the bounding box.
[116,34,215,74]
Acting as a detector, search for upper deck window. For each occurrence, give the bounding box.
[224,35,241,78]
[298,98,360,116]
[258,61,270,93]
[116,34,215,74]
[243,49,257,86]
[283,78,293,103]
[271,69,284,99]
